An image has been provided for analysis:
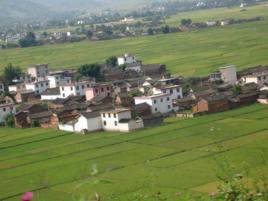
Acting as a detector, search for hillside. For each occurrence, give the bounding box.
[0,0,56,23]
[0,104,268,200]
[0,4,267,77]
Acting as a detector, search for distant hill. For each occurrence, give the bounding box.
[0,0,59,25]
[0,0,155,26]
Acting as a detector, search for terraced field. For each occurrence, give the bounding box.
[0,4,268,76]
[0,104,268,201]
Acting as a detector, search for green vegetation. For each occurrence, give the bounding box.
[0,4,268,77]
[1,104,268,201]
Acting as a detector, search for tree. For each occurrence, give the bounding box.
[78,64,101,79]
[181,18,192,26]
[85,30,93,39]
[161,25,170,34]
[19,32,37,48]
[118,64,127,71]
[5,114,14,127]
[232,84,242,96]
[106,56,118,67]
[147,28,154,35]
[3,64,23,85]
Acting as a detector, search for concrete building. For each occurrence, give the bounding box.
[59,81,94,98]
[85,83,112,101]
[153,85,183,100]
[134,93,177,114]
[220,65,237,85]
[47,72,72,88]
[59,112,102,133]
[117,53,137,66]
[0,102,16,123]
[8,83,26,93]
[27,64,49,78]
[25,80,50,94]
[241,72,268,85]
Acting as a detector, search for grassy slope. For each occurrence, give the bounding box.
[0,104,268,201]
[0,4,268,77]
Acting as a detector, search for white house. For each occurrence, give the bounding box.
[0,82,4,93]
[0,103,16,123]
[220,65,237,85]
[47,73,72,88]
[59,112,102,133]
[117,53,137,66]
[134,93,177,114]
[59,81,94,98]
[101,108,131,131]
[206,21,216,26]
[25,80,50,94]
[41,87,61,100]
[153,85,183,100]
[8,83,26,93]
[241,72,268,85]
[27,64,49,78]
[125,62,142,72]
[221,20,229,26]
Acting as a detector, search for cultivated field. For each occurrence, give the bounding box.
[1,104,268,201]
[0,4,268,77]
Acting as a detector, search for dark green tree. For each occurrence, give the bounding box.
[78,64,101,79]
[5,114,14,127]
[19,32,37,47]
[106,56,118,67]
[181,18,192,26]
[147,28,154,35]
[85,30,93,39]
[3,64,23,85]
[161,25,170,34]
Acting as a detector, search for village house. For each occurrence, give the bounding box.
[59,112,101,133]
[206,21,216,26]
[134,93,177,114]
[117,53,137,66]
[14,104,48,128]
[49,96,86,110]
[8,83,26,93]
[258,92,268,105]
[41,88,61,100]
[241,71,268,85]
[27,64,49,79]
[0,96,16,124]
[46,71,72,88]
[100,108,143,132]
[153,85,183,100]
[59,80,94,98]
[115,92,133,107]
[125,62,142,72]
[220,65,237,85]
[142,64,167,78]
[25,80,50,94]
[157,77,181,86]
[192,95,229,114]
[15,90,36,103]
[85,83,112,101]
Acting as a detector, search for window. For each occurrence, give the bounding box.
[63,93,65,97]
[163,90,166,93]
[3,108,6,112]
[41,83,44,87]
[177,95,181,99]
[154,100,157,104]
[36,90,39,94]
[57,82,60,85]
[103,121,107,126]
[82,85,85,89]
[103,113,106,118]
[168,105,171,109]
[114,121,118,126]
[177,88,180,92]
[160,98,163,102]
[167,97,170,101]
[95,89,99,93]
[87,84,90,88]
[107,87,110,91]
[170,89,173,94]
[76,86,79,90]
[46,83,48,86]
[62,87,64,91]
[114,114,117,118]
[155,108,158,112]
[258,77,261,81]
[101,88,104,92]
[108,113,111,118]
